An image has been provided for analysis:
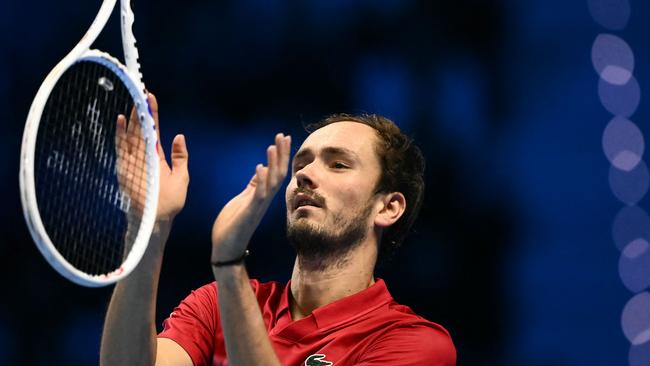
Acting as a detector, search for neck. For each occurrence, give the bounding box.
[289,238,377,320]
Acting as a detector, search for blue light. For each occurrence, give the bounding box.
[0,318,15,364]
[60,311,102,365]
[303,0,359,33]
[187,120,294,216]
[434,59,486,147]
[353,55,413,131]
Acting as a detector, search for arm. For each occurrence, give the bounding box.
[101,221,191,366]
[210,133,291,366]
[100,93,191,366]
[212,265,279,366]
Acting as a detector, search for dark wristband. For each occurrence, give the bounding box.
[211,250,250,267]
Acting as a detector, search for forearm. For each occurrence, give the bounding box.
[213,265,282,366]
[208,132,290,365]
[100,221,171,366]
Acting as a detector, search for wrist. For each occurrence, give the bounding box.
[211,250,249,267]
[153,218,174,235]
[210,242,248,263]
[211,259,248,285]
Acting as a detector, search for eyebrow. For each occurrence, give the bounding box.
[293,146,360,166]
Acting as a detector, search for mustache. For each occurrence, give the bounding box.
[290,187,326,209]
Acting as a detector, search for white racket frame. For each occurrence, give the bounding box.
[19,0,159,287]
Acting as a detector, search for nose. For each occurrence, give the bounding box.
[295,164,318,189]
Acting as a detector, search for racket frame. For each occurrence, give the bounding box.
[19,0,159,287]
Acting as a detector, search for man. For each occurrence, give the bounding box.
[100,94,456,366]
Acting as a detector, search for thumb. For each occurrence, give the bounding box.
[171,134,189,172]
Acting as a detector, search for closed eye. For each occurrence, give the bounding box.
[332,162,349,169]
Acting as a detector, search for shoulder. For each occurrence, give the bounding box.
[248,278,284,295]
[387,302,453,338]
[180,279,283,301]
[162,280,282,318]
[186,281,217,303]
[187,279,286,311]
[358,302,456,365]
[361,320,456,365]
[384,300,452,336]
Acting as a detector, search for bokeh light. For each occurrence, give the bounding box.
[353,56,413,131]
[629,341,650,366]
[622,292,650,345]
[0,319,14,365]
[612,205,650,252]
[602,116,644,172]
[587,0,631,30]
[598,75,641,118]
[609,160,649,205]
[434,60,486,147]
[592,34,634,85]
[619,238,650,292]
[60,312,102,365]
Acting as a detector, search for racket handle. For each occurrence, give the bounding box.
[120,0,145,91]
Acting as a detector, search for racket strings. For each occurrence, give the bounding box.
[34,60,149,276]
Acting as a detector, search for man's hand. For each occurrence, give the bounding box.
[115,93,189,226]
[102,93,192,366]
[211,133,291,262]
[209,133,290,366]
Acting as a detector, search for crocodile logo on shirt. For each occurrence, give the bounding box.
[305,353,333,366]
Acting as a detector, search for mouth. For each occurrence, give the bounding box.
[293,193,323,211]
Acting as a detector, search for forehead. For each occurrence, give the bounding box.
[298,121,380,160]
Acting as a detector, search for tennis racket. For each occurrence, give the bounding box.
[19,0,159,287]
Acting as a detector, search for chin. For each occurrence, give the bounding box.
[289,216,326,234]
[290,216,316,227]
[292,208,319,220]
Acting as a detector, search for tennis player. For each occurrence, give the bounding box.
[100,94,456,366]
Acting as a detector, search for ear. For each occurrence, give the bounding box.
[374,192,406,228]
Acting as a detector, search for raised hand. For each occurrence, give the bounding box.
[115,93,189,224]
[211,133,291,263]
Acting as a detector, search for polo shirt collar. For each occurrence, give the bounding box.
[271,278,393,341]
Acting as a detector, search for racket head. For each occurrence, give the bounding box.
[20,50,159,287]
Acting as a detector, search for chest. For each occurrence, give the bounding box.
[210,318,385,366]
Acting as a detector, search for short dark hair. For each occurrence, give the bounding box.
[305,113,425,259]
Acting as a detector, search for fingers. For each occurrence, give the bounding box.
[271,133,292,178]
[125,106,142,156]
[115,114,128,184]
[171,134,189,179]
[147,93,166,162]
[128,103,138,127]
[267,145,278,188]
[253,133,291,200]
[254,163,268,200]
[277,133,291,177]
[115,114,127,153]
[148,93,160,132]
[266,133,292,189]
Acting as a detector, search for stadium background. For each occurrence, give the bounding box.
[0,0,645,364]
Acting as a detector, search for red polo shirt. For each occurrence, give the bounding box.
[159,279,455,366]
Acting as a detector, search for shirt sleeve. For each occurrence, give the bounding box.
[158,282,219,366]
[355,323,456,366]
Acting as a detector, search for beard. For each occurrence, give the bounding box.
[286,200,374,272]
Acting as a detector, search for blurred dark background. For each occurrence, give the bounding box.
[0,0,644,364]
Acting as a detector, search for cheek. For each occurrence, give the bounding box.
[331,185,366,212]
[334,180,378,215]
[341,173,375,198]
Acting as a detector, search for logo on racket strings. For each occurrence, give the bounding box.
[45,98,132,213]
